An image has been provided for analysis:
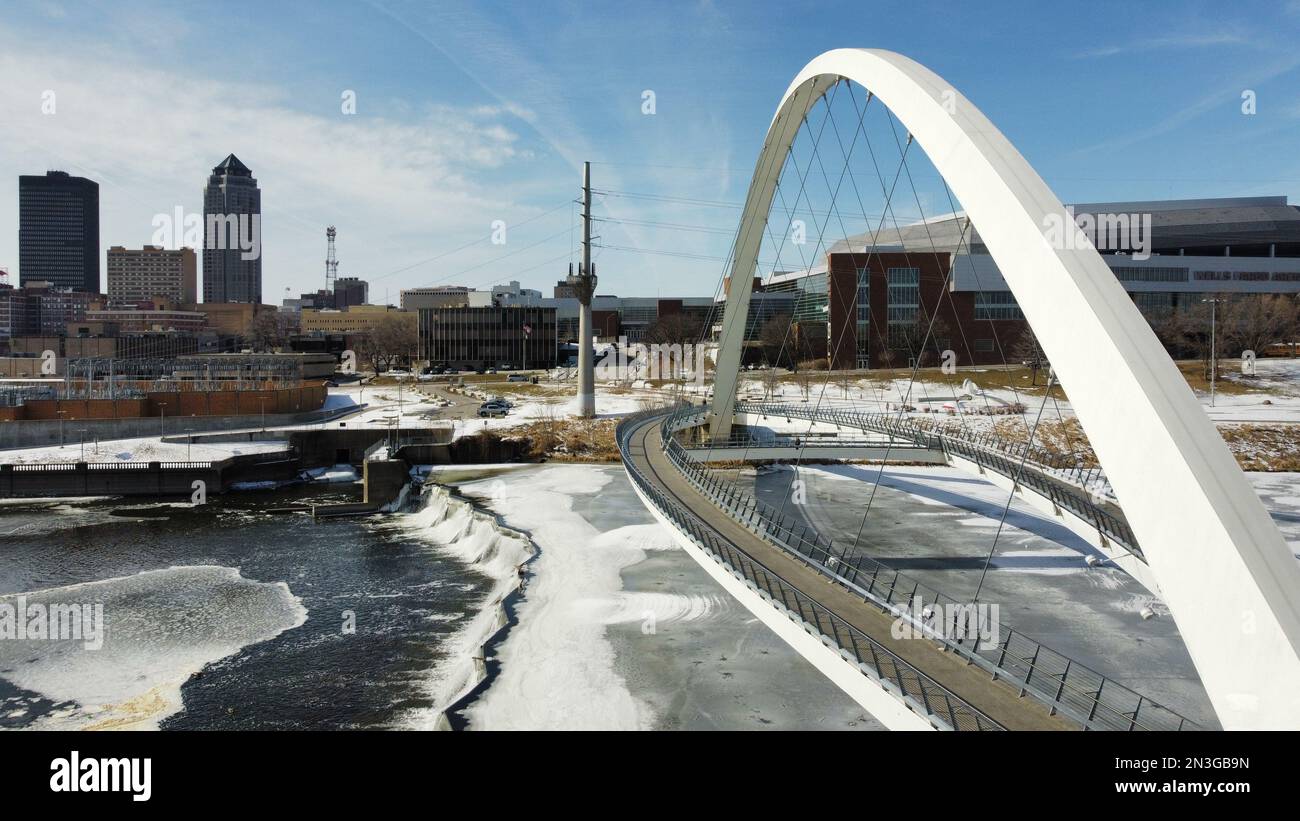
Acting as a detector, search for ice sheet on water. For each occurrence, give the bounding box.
[0,565,306,730]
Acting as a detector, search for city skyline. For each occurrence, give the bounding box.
[1,1,1299,304]
[1,0,1299,781]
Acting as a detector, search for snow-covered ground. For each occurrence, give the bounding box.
[7,359,1300,469]
[435,463,878,730]
[737,358,1300,425]
[0,378,666,464]
[452,464,658,730]
[0,436,288,465]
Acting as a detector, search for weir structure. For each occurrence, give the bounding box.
[623,48,1300,730]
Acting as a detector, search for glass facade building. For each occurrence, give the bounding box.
[419,305,558,369]
[18,171,100,292]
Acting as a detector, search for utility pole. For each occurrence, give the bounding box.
[567,161,597,418]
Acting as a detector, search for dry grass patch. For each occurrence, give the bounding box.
[505,416,620,462]
[1218,424,1300,471]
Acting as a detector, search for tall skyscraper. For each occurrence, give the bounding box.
[202,154,261,304]
[18,170,100,292]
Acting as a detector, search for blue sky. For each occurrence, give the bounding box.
[1,0,1298,302]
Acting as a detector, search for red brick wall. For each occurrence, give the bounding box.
[827,251,1027,370]
[592,310,621,339]
[8,386,327,421]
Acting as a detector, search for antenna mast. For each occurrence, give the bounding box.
[325,226,339,292]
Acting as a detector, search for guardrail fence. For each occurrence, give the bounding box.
[632,403,1194,731]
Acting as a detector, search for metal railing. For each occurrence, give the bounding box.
[616,406,1003,731]
[2,449,294,474]
[736,402,1140,561]
[685,430,936,453]
[739,401,1106,481]
[651,405,1195,731]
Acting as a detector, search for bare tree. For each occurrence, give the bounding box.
[644,313,705,380]
[248,309,289,352]
[796,368,813,401]
[889,313,952,369]
[758,313,792,369]
[1011,327,1049,386]
[357,314,419,374]
[1174,297,1232,380]
[644,313,704,347]
[1225,294,1299,360]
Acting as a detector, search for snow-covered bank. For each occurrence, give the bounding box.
[0,436,288,465]
[383,483,534,727]
[453,465,662,730]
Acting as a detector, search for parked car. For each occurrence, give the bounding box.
[417,373,436,382]
[478,404,508,418]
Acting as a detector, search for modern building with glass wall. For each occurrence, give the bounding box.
[418,305,557,370]
[18,171,100,292]
[757,196,1300,369]
[202,154,262,304]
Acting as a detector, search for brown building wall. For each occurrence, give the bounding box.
[7,386,324,422]
[657,299,683,317]
[826,251,1030,370]
[592,310,620,339]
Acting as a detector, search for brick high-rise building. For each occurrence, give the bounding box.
[107,246,197,307]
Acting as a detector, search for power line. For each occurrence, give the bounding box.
[367,199,573,283]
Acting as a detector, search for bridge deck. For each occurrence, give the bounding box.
[624,415,1076,731]
[734,402,1142,562]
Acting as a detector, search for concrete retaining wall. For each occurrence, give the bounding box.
[0,451,299,498]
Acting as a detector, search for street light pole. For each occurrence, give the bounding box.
[1203,297,1225,407]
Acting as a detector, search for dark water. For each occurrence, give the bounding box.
[0,483,491,730]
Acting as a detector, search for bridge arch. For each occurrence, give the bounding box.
[708,48,1300,728]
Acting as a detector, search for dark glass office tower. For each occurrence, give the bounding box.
[202,154,262,304]
[18,171,100,291]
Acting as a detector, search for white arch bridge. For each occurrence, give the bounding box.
[618,49,1300,731]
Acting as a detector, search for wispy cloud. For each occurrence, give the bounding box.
[0,28,562,297]
[1072,30,1251,59]
[1070,52,1300,156]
